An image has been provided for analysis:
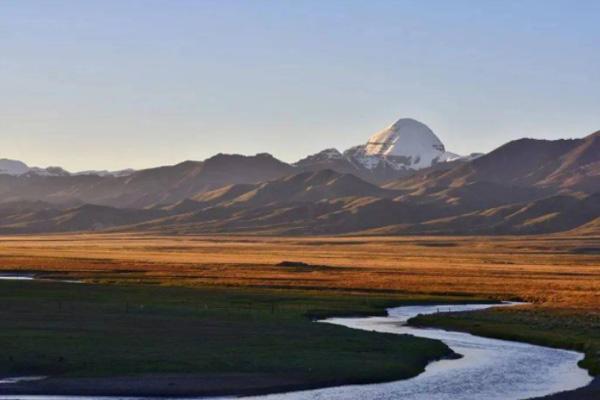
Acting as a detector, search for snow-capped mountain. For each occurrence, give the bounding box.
[0,159,135,177]
[344,118,462,170]
[295,118,474,183]
[0,159,30,175]
[74,169,136,177]
[28,166,71,177]
[2,116,475,186]
[0,159,72,176]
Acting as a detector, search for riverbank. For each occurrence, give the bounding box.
[409,305,600,376]
[529,377,600,400]
[410,304,600,399]
[4,301,591,400]
[3,372,454,398]
[0,279,471,397]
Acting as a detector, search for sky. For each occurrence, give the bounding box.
[1,0,599,171]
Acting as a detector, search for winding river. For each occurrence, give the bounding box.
[0,303,592,400]
[240,303,592,400]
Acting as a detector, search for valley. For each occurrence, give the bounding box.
[1,121,599,397]
[4,2,599,397]
[0,233,598,398]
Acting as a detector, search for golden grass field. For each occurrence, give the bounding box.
[0,233,599,311]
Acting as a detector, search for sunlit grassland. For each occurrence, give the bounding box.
[0,233,598,309]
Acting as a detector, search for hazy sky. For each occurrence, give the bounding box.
[1,0,599,171]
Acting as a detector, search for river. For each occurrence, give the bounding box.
[239,303,592,400]
[0,303,592,400]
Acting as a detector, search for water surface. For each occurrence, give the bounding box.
[0,275,34,281]
[0,274,81,283]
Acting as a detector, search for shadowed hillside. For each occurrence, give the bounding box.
[0,132,598,235]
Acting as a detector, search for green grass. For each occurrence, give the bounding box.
[410,307,600,376]
[0,280,479,386]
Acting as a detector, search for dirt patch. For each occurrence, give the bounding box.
[414,242,458,247]
[276,261,351,272]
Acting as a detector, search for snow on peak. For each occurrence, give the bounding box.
[0,158,135,177]
[0,159,71,177]
[320,148,343,159]
[0,159,30,175]
[346,118,462,170]
[363,118,445,168]
[74,169,136,177]
[29,166,70,177]
[439,151,462,162]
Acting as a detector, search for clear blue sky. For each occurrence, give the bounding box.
[2,0,599,171]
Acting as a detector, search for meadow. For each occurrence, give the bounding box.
[0,280,464,396]
[0,233,598,395]
[0,233,598,309]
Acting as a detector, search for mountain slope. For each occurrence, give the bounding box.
[0,204,167,234]
[0,129,598,236]
[229,169,392,207]
[566,217,600,236]
[369,192,600,235]
[114,170,400,234]
[0,153,295,208]
[402,132,598,195]
[540,131,600,193]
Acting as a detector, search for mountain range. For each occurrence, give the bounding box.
[1,118,597,235]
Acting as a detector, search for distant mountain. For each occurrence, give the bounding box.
[0,203,166,234]
[132,131,598,235]
[362,192,600,235]
[0,123,598,236]
[0,159,30,175]
[114,153,295,208]
[114,170,403,235]
[74,169,136,177]
[0,153,295,208]
[387,131,600,197]
[0,159,71,177]
[226,169,391,207]
[296,118,474,184]
[0,158,135,178]
[346,118,461,170]
[295,148,416,184]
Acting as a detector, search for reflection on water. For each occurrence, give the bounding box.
[0,377,46,385]
[0,275,34,280]
[0,274,81,283]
